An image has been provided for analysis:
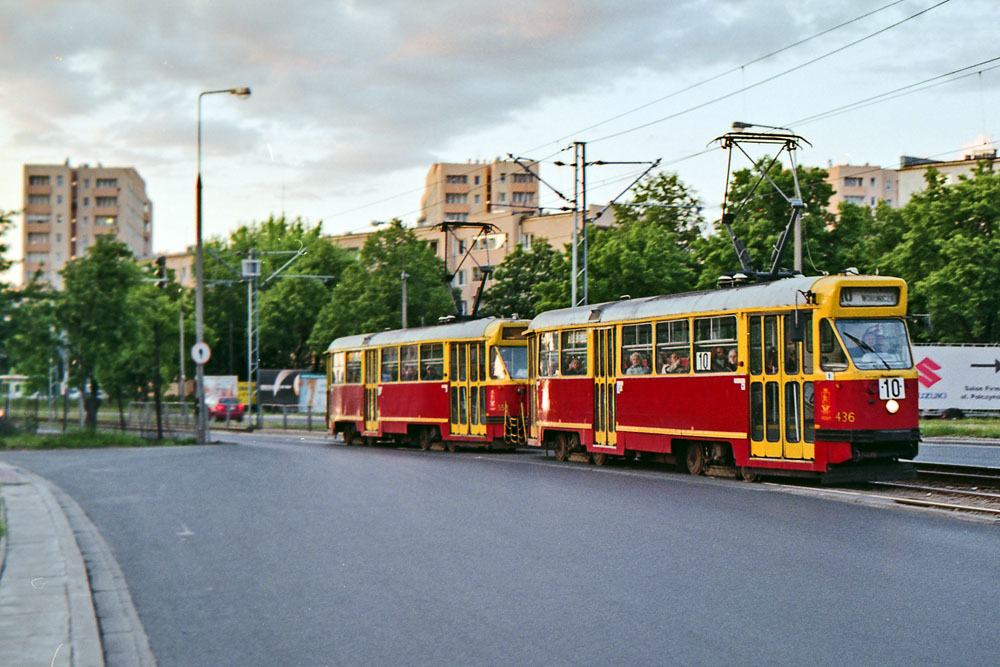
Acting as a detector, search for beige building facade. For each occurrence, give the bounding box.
[896,149,999,207]
[824,163,899,215]
[419,159,540,227]
[22,162,152,288]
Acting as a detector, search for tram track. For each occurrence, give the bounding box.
[841,462,1000,519]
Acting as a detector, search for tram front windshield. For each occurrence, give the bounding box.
[491,345,529,379]
[834,318,913,370]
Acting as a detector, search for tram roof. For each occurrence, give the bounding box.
[327,318,522,352]
[527,275,825,331]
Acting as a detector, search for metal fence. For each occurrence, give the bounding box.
[0,396,326,437]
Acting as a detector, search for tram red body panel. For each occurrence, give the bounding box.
[536,377,593,434]
[377,381,450,435]
[328,384,364,427]
[814,378,919,431]
[615,375,749,452]
[488,385,528,419]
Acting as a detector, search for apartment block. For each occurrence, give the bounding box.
[419,159,540,227]
[824,163,899,215]
[896,149,999,207]
[22,161,153,288]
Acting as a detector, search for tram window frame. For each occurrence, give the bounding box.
[750,382,764,441]
[783,315,800,375]
[470,344,480,382]
[803,381,815,443]
[785,382,801,443]
[400,344,419,381]
[655,319,690,374]
[332,352,346,385]
[693,315,737,373]
[380,346,399,382]
[765,381,780,442]
[539,332,559,377]
[749,316,763,375]
[620,323,653,375]
[560,329,588,375]
[802,313,814,374]
[420,343,444,381]
[763,315,779,375]
[345,351,362,384]
[819,319,849,371]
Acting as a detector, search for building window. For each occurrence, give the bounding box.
[83,197,89,206]
[83,178,90,188]
[886,199,892,207]
[512,173,533,183]
[27,233,49,244]
[499,193,506,203]
[871,197,877,206]
[443,212,468,222]
[512,192,534,204]
[499,173,506,183]
[96,178,118,189]
[27,252,48,263]
[95,216,117,226]
[474,176,480,185]
[28,194,50,205]
[445,193,468,204]
[56,195,63,204]
[870,177,876,186]
[844,177,863,187]
[29,175,50,186]
[474,194,480,204]
[57,175,63,186]
[95,196,118,207]
[56,233,62,242]
[471,265,493,281]
[886,182,892,190]
[455,270,466,286]
[445,174,467,184]
[845,195,865,205]
[521,233,534,250]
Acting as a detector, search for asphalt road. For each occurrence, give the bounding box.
[2,434,999,666]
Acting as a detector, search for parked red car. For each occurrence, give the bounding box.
[209,397,246,422]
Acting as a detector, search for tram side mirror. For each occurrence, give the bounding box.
[789,316,804,342]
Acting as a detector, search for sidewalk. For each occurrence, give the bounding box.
[0,463,103,666]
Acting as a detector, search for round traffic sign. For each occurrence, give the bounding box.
[191,342,212,365]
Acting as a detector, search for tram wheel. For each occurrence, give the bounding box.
[446,440,459,453]
[737,466,760,483]
[684,443,706,476]
[554,434,569,462]
[591,451,609,466]
[419,428,433,451]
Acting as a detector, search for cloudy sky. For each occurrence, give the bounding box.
[1,0,997,281]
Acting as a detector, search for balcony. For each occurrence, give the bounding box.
[26,184,52,195]
[25,221,51,233]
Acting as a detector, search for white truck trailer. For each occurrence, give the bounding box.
[912,344,1000,417]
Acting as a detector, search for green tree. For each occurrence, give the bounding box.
[2,283,61,392]
[479,239,568,318]
[308,220,454,347]
[58,238,142,428]
[694,162,836,288]
[202,216,353,373]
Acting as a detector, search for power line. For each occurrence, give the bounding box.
[586,0,952,145]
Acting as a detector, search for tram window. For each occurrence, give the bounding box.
[491,345,527,379]
[621,323,652,375]
[785,382,801,443]
[332,353,346,385]
[763,315,778,375]
[783,315,800,375]
[803,382,815,443]
[478,343,486,381]
[750,382,764,441]
[400,345,419,381]
[819,319,848,371]
[346,352,362,384]
[655,320,690,374]
[458,344,467,382]
[694,316,737,373]
[749,316,762,375]
[479,386,487,425]
[765,381,780,442]
[470,382,479,423]
[420,343,443,380]
[380,347,399,382]
[802,313,814,374]
[539,332,559,377]
[459,386,467,424]
[470,344,479,382]
[561,329,588,375]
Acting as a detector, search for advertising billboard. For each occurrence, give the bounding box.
[297,374,326,414]
[204,375,239,408]
[912,344,1000,414]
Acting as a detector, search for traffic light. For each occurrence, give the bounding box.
[155,256,167,288]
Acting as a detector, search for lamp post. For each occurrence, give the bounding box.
[195,87,250,444]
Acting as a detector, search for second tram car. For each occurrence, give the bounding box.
[525,274,919,482]
[326,318,529,451]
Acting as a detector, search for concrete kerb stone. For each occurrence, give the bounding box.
[0,462,156,666]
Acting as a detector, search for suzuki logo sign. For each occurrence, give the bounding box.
[915,357,942,388]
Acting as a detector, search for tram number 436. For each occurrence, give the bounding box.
[878,377,905,400]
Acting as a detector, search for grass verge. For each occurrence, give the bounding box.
[919,418,1000,439]
[0,429,196,451]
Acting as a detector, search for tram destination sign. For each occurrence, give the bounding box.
[839,286,899,307]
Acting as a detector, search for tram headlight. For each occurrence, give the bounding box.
[885,399,899,415]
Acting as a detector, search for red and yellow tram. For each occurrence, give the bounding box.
[525,274,919,482]
[325,318,530,451]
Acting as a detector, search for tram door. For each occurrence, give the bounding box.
[593,327,617,447]
[449,342,487,437]
[363,349,379,433]
[748,314,814,459]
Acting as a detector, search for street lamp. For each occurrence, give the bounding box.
[195,87,251,444]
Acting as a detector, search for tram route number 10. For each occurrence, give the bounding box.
[878,377,905,400]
